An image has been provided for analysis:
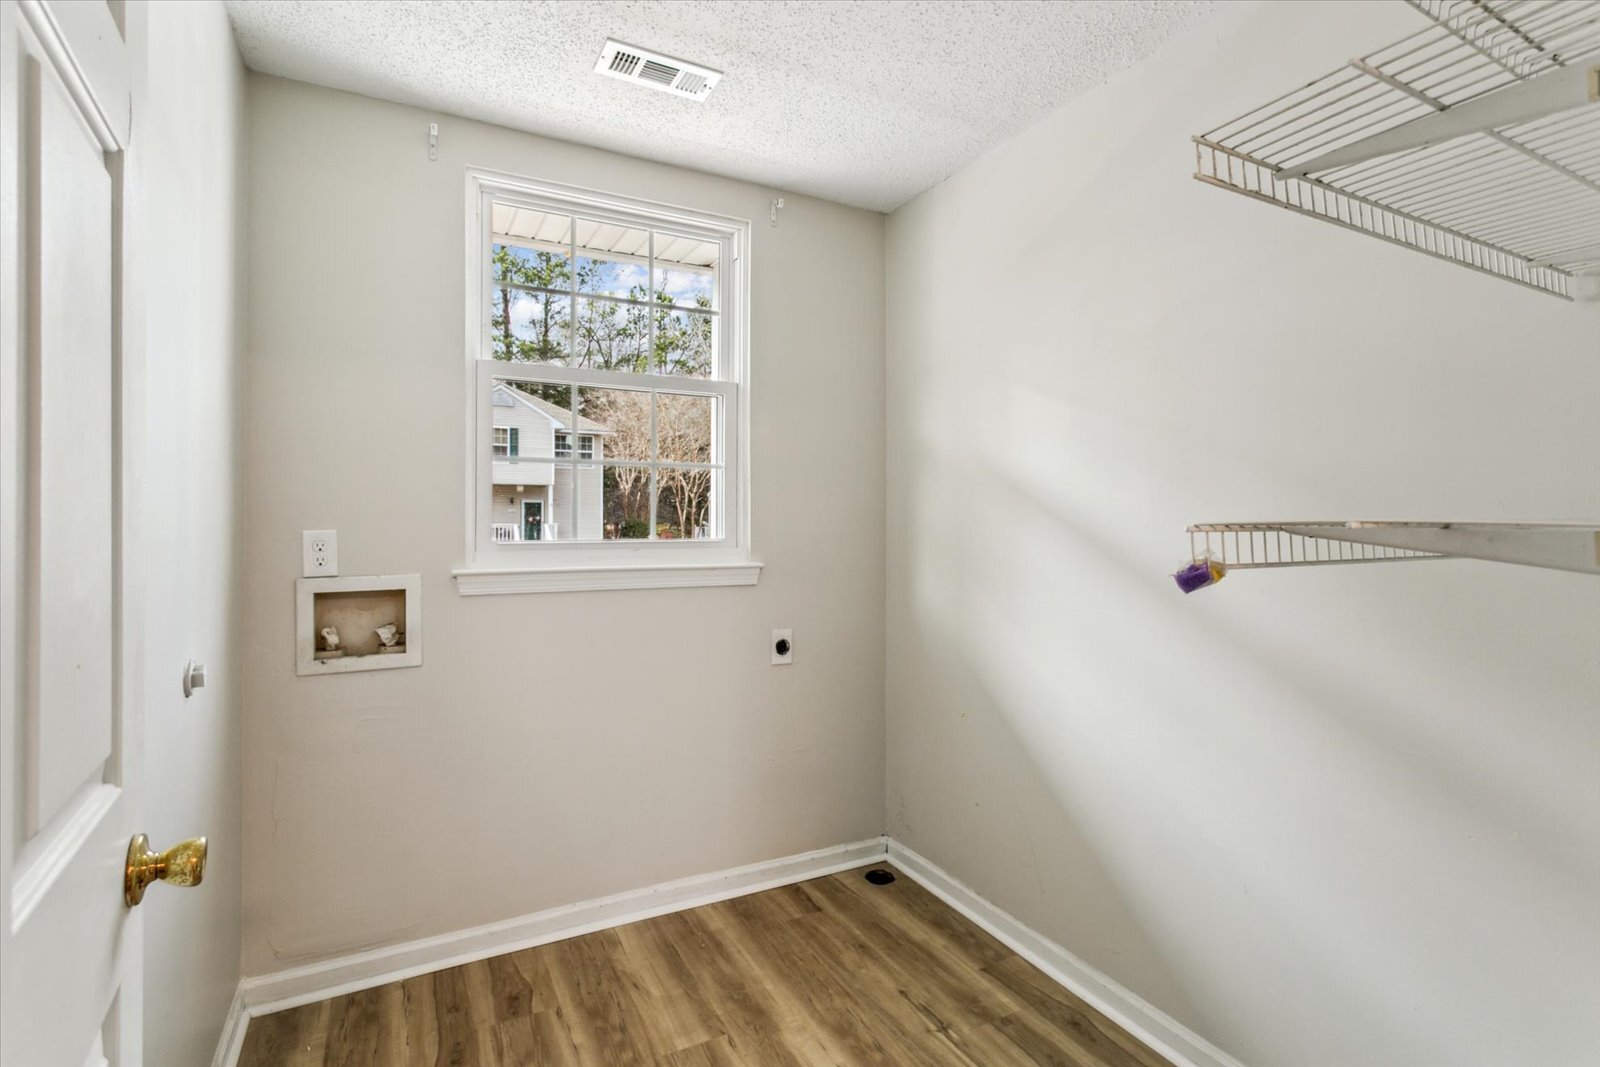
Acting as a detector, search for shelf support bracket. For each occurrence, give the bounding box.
[1279,523,1600,575]
[1275,61,1599,180]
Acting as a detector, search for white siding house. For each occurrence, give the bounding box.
[489,383,606,540]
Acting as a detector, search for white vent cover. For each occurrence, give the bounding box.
[594,39,721,101]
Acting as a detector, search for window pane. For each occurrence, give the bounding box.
[573,296,650,372]
[491,240,571,290]
[656,393,714,464]
[601,465,653,540]
[490,206,572,365]
[491,206,572,288]
[655,469,715,540]
[652,232,718,308]
[575,386,650,462]
[575,219,650,299]
[655,308,714,377]
[489,378,574,540]
[491,287,572,364]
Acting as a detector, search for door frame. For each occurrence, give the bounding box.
[522,498,543,541]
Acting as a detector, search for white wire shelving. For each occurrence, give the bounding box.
[1194,0,1600,299]
[1183,520,1600,585]
[1188,523,1444,571]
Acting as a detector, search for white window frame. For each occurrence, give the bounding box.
[456,169,759,594]
[492,425,511,457]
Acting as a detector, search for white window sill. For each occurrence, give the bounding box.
[453,561,763,595]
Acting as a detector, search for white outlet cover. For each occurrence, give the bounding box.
[771,628,793,665]
[302,529,338,577]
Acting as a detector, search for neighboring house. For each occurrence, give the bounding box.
[490,383,608,541]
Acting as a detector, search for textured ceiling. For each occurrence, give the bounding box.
[224,0,1213,212]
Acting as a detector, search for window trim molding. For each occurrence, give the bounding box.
[458,168,756,593]
[453,561,764,596]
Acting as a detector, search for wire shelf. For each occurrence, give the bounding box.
[1186,520,1600,580]
[1195,0,1600,299]
[1188,523,1444,570]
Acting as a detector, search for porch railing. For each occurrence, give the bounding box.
[492,522,557,543]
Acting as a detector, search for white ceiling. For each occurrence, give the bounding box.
[224,0,1213,213]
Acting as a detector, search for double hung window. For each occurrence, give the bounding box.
[460,172,755,593]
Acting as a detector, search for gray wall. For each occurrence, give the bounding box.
[135,1,247,1063]
[883,3,1600,1065]
[241,75,887,975]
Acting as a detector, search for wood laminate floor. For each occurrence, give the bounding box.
[238,865,1173,1067]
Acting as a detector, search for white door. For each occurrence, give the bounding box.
[1,2,153,1064]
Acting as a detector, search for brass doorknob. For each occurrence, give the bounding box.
[124,834,206,907]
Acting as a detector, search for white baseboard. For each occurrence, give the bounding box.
[886,839,1248,1067]
[208,982,249,1067]
[235,836,888,1025]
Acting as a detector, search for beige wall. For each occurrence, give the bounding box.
[135,1,247,1063]
[884,3,1600,1066]
[241,76,886,974]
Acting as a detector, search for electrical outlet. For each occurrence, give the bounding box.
[771,628,793,665]
[302,530,338,577]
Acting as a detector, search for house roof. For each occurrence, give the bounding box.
[494,382,611,434]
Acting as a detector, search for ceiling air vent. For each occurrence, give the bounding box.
[594,39,721,101]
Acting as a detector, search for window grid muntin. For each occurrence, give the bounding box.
[492,280,719,318]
